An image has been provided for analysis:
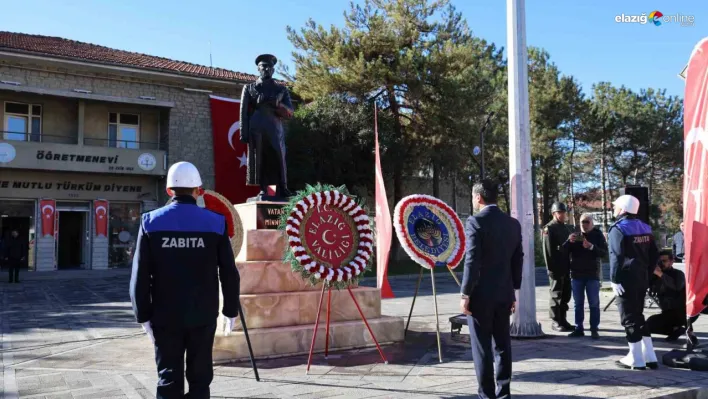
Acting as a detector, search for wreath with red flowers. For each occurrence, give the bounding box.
[279,183,374,289]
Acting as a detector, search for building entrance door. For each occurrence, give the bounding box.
[56,211,89,269]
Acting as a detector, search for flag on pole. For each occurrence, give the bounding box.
[374,104,395,298]
[683,37,708,317]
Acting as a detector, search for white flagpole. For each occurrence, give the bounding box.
[507,0,544,337]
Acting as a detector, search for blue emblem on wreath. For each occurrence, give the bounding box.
[406,206,451,256]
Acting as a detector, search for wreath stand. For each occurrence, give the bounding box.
[306,282,388,374]
[403,263,461,363]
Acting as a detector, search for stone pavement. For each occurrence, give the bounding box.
[1,269,708,399]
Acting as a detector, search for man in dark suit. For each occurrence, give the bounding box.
[461,180,523,399]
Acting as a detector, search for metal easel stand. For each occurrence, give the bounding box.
[306,282,388,374]
[237,301,260,381]
[404,264,461,363]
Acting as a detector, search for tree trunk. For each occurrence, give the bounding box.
[432,160,440,198]
[541,157,551,225]
[386,87,405,261]
[569,135,577,226]
[469,175,474,215]
[600,140,608,232]
[451,171,457,213]
[501,179,510,215]
[532,158,539,232]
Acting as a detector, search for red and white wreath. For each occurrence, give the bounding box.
[283,185,374,287]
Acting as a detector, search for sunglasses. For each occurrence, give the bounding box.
[581,220,591,224]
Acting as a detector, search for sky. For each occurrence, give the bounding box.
[1,0,705,99]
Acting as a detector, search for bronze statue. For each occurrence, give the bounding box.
[239,54,294,202]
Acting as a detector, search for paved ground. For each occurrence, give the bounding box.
[1,269,708,399]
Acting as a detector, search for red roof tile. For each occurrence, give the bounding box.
[0,31,257,82]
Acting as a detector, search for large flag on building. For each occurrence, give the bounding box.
[209,95,260,204]
[374,104,395,298]
[683,37,708,317]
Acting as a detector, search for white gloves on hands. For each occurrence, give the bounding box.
[141,322,155,344]
[224,317,237,336]
[611,282,625,297]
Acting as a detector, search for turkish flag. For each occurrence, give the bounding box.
[94,200,108,237]
[209,95,260,204]
[374,105,394,298]
[683,37,708,317]
[39,199,55,237]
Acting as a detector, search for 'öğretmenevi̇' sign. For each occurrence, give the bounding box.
[281,184,373,289]
[393,194,466,270]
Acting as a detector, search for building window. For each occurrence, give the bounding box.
[3,102,42,142]
[108,113,140,149]
[108,202,141,268]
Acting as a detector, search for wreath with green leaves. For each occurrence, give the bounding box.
[279,183,374,289]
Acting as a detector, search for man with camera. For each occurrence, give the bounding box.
[564,214,607,339]
[647,249,698,345]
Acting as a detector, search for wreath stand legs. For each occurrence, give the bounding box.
[306,283,328,374]
[430,268,443,363]
[325,287,332,359]
[306,284,388,374]
[347,286,388,364]
[404,267,425,337]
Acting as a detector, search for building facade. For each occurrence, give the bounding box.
[0,32,251,271]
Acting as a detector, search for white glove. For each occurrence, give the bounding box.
[224,317,237,336]
[611,282,625,297]
[141,322,155,344]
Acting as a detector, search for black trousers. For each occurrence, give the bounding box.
[152,322,217,399]
[6,259,20,283]
[647,311,685,336]
[548,273,571,323]
[467,301,513,399]
[616,281,649,343]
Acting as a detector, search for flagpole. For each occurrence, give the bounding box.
[507,0,544,338]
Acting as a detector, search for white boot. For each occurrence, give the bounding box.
[642,336,658,369]
[616,341,646,370]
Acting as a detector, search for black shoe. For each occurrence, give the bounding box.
[666,327,686,342]
[568,330,584,337]
[552,322,575,333]
[591,331,600,339]
[646,362,659,370]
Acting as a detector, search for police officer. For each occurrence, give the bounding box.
[543,202,575,332]
[130,161,241,399]
[609,195,659,370]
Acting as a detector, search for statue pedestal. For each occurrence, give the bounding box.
[214,203,404,362]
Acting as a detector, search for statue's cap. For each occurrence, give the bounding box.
[255,54,277,66]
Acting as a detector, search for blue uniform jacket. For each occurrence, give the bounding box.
[608,214,659,285]
[129,195,241,327]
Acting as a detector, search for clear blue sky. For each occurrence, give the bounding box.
[2,0,704,99]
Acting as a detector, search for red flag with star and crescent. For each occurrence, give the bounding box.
[209,95,260,204]
[683,37,708,317]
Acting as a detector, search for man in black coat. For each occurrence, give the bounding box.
[542,202,575,332]
[3,230,27,283]
[565,214,607,339]
[461,179,523,399]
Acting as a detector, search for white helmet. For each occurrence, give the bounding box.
[166,161,202,188]
[613,195,640,215]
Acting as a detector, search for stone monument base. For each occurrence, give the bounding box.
[213,202,404,363]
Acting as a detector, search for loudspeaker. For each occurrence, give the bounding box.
[620,186,650,224]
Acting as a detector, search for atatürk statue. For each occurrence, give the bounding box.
[239,54,294,202]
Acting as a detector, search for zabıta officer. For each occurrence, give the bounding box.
[130,161,241,399]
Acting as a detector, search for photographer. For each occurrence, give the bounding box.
[563,214,607,339]
[647,249,697,343]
